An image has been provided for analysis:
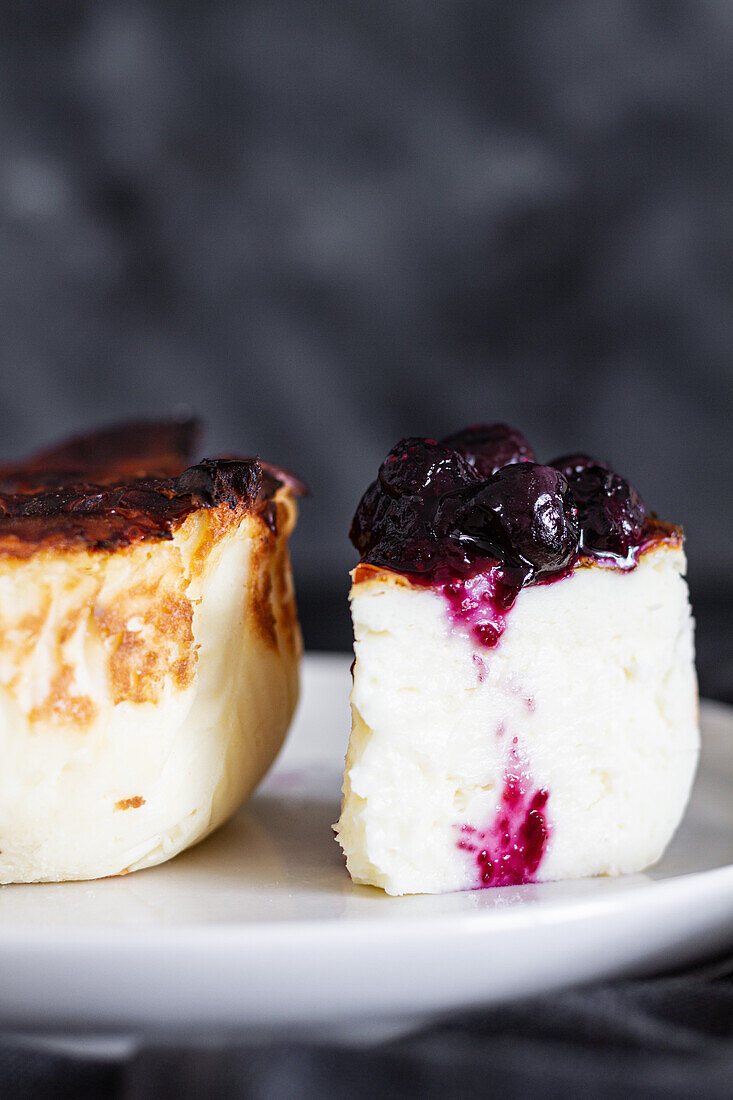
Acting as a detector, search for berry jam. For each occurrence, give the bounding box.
[351,423,678,647]
[457,748,550,887]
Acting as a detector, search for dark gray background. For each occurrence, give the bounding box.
[0,1,730,688]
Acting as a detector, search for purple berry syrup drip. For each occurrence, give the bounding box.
[350,424,668,648]
[441,569,519,649]
[457,746,551,887]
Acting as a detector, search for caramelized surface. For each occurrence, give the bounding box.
[0,418,201,491]
[0,419,303,557]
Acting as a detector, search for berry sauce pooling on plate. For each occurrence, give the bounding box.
[351,423,678,648]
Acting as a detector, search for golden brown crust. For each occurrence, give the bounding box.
[642,517,684,546]
[572,520,684,569]
[0,421,303,560]
[245,494,301,652]
[0,496,299,718]
[271,530,301,656]
[0,417,200,490]
[352,561,415,587]
[251,568,278,647]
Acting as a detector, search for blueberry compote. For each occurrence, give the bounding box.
[441,423,534,476]
[351,424,667,649]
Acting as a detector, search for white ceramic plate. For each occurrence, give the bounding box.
[0,653,731,1040]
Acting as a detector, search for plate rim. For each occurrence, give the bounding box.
[0,658,728,1030]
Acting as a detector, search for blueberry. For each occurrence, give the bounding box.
[350,438,478,561]
[349,479,390,555]
[565,465,646,560]
[453,463,580,580]
[441,424,535,477]
[360,492,446,574]
[549,453,609,480]
[362,522,435,573]
[352,436,480,570]
[378,437,479,498]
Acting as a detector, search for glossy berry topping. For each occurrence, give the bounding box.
[549,453,609,480]
[350,423,673,645]
[350,439,481,575]
[453,463,579,582]
[566,465,646,562]
[441,423,535,477]
[349,479,391,556]
[378,438,479,498]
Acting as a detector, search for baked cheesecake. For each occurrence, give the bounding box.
[0,419,304,883]
[335,425,698,895]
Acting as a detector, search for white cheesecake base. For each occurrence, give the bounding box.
[0,493,300,883]
[335,544,699,895]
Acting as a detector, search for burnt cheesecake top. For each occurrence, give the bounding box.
[350,423,680,590]
[0,418,306,558]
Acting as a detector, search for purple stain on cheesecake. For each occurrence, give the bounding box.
[437,561,574,650]
[440,568,520,649]
[457,750,551,887]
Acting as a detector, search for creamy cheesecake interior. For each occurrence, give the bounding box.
[337,546,698,895]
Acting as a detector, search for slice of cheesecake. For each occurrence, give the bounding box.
[335,427,699,895]
[0,420,304,883]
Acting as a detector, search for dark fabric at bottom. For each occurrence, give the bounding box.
[3,962,731,1100]
[0,1042,118,1100]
